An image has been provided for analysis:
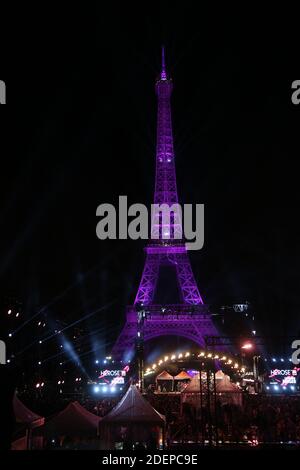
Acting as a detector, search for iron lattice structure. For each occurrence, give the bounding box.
[112,49,219,360]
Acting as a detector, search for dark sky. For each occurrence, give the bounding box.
[1,5,299,355]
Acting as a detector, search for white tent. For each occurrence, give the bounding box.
[174,371,192,381]
[156,370,174,381]
[13,395,45,428]
[184,371,241,393]
[183,373,205,393]
[214,370,241,392]
[102,385,165,424]
[155,370,174,392]
[182,371,242,407]
[43,401,101,438]
[100,385,165,450]
[12,395,45,449]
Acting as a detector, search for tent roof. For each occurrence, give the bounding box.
[184,372,241,393]
[184,374,201,392]
[216,373,241,392]
[13,395,45,428]
[101,385,165,424]
[43,401,101,437]
[156,370,173,381]
[174,371,191,380]
[216,370,226,380]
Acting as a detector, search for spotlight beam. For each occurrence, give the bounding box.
[14,300,116,356]
[41,322,118,365]
[12,263,104,335]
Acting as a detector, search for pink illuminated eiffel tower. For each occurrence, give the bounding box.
[112,48,218,360]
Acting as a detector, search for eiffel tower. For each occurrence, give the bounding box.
[112,48,219,360]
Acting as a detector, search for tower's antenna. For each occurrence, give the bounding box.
[161,45,167,80]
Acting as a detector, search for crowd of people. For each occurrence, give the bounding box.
[3,374,300,449]
[145,392,300,446]
[83,397,118,417]
[35,389,299,446]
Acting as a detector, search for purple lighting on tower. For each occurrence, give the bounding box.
[112,48,219,359]
[136,47,203,306]
[160,46,167,81]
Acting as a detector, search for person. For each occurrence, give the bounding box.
[135,441,145,450]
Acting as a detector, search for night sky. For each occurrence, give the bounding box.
[1,5,299,360]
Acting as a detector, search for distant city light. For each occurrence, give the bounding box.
[241,342,253,350]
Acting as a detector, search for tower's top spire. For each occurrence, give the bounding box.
[160,45,167,80]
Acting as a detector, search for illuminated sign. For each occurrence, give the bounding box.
[187,370,198,377]
[270,369,297,376]
[98,365,130,385]
[111,376,125,384]
[268,367,300,388]
[243,371,254,377]
[99,369,126,377]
